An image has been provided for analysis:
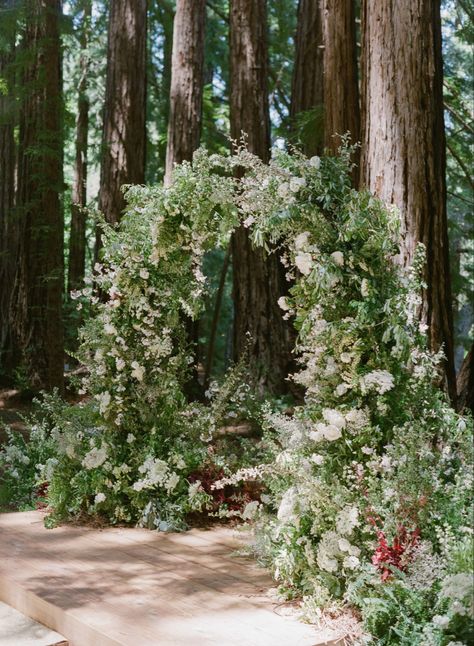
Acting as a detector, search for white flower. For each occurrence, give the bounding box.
[360,369,395,394]
[361,278,370,297]
[277,486,298,523]
[104,323,117,335]
[340,352,352,364]
[295,252,313,276]
[432,615,450,629]
[345,408,369,431]
[336,506,359,535]
[289,177,306,193]
[323,424,342,441]
[309,155,321,169]
[126,433,136,444]
[139,268,149,280]
[277,296,290,311]
[310,453,324,465]
[322,408,346,430]
[95,390,112,415]
[131,361,145,382]
[94,492,106,504]
[336,383,349,396]
[166,472,180,492]
[338,538,351,552]
[242,500,260,520]
[343,555,360,570]
[294,231,310,250]
[330,251,344,266]
[243,215,255,228]
[440,573,473,602]
[82,446,108,470]
[277,182,289,198]
[116,357,125,371]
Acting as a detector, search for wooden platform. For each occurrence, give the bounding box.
[0,511,345,646]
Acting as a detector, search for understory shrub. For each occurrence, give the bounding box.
[0,145,472,643]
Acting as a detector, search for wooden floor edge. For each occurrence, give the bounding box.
[0,573,121,646]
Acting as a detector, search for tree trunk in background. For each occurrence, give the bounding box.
[290,0,324,156]
[457,345,473,416]
[230,0,291,394]
[322,0,360,180]
[96,0,146,248]
[360,0,456,403]
[0,4,17,381]
[67,0,91,294]
[11,0,64,392]
[164,0,206,185]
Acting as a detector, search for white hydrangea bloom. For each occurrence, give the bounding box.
[96,391,111,415]
[131,361,145,382]
[295,252,313,276]
[294,231,310,250]
[289,177,306,193]
[277,486,299,523]
[139,268,149,280]
[82,446,108,470]
[322,408,346,430]
[309,155,321,169]
[277,296,290,311]
[330,251,344,266]
[94,492,106,504]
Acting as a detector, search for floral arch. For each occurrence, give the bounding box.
[6,145,471,638]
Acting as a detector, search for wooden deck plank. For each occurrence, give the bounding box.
[0,511,345,646]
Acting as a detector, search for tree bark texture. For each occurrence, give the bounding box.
[230,0,292,394]
[67,0,91,294]
[11,0,64,391]
[360,0,456,402]
[164,0,206,185]
[322,0,360,175]
[97,0,147,229]
[0,6,17,380]
[456,345,473,416]
[290,0,324,156]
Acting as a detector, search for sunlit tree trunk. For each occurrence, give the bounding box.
[68,0,91,294]
[360,0,456,402]
[322,0,360,179]
[11,0,64,391]
[230,0,291,394]
[290,0,324,155]
[164,0,206,185]
[97,0,147,247]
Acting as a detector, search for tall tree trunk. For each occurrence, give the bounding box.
[322,0,360,179]
[67,0,91,294]
[0,3,17,381]
[290,0,324,156]
[11,0,64,392]
[360,0,456,403]
[230,0,291,394]
[97,0,147,244]
[457,345,473,416]
[164,0,206,185]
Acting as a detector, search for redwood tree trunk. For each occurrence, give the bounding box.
[290,0,324,155]
[360,0,456,402]
[322,0,360,176]
[68,0,91,294]
[457,345,473,416]
[164,0,206,185]
[97,0,147,235]
[11,0,64,391]
[0,5,17,380]
[230,0,291,394]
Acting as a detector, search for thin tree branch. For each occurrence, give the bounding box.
[444,102,474,135]
[207,1,228,23]
[446,141,474,191]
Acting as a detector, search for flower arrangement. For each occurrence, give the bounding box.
[0,145,472,643]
